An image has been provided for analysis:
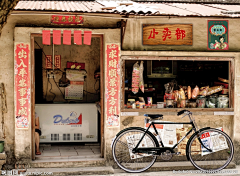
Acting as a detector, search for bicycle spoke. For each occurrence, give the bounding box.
[112,129,157,172]
[188,128,234,172]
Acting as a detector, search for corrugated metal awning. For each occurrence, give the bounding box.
[14,0,240,17]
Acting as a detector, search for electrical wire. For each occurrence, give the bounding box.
[94,78,100,92]
[53,76,66,100]
[48,77,56,101]
[34,40,64,73]
[83,90,99,95]
[45,72,48,100]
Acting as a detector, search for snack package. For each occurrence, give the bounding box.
[164,93,175,101]
[187,86,191,99]
[132,62,140,94]
[207,86,223,96]
[199,86,209,96]
[192,86,199,99]
[173,90,179,101]
[179,88,185,100]
[139,61,144,93]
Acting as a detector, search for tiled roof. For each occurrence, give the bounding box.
[14,0,240,17]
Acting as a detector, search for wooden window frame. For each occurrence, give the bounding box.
[120,56,234,112]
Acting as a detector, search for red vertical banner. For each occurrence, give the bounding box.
[42,30,51,45]
[45,55,52,69]
[84,31,92,45]
[63,30,72,45]
[14,43,30,129]
[105,44,120,128]
[74,31,82,45]
[53,30,61,45]
[54,55,61,69]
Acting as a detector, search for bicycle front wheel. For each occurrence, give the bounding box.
[187,128,234,172]
[112,128,158,173]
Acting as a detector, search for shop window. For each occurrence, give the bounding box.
[121,57,233,111]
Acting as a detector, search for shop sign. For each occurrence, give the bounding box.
[105,43,120,128]
[51,15,84,25]
[14,43,30,129]
[208,20,229,50]
[142,24,193,45]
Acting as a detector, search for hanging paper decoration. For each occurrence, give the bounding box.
[53,30,61,45]
[42,30,50,45]
[63,30,71,45]
[54,55,61,69]
[84,31,92,45]
[67,61,85,69]
[45,55,53,69]
[74,31,82,45]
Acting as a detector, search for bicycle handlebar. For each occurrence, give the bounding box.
[177,110,190,116]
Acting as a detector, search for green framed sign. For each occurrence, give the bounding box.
[208,20,229,50]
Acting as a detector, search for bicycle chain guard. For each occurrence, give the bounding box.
[160,150,173,160]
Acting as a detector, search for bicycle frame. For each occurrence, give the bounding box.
[133,113,212,154]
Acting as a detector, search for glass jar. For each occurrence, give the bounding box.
[166,99,174,108]
[217,95,229,108]
[188,102,197,108]
[196,96,206,108]
[206,94,218,108]
[210,94,218,104]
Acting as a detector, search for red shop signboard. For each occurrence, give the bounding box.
[15,43,30,129]
[51,15,84,25]
[105,44,120,128]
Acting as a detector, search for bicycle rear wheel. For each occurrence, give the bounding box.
[112,128,158,173]
[187,128,234,172]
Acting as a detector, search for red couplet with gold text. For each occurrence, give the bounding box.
[105,44,120,128]
[15,43,30,129]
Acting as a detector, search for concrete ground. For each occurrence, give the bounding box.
[99,166,240,176]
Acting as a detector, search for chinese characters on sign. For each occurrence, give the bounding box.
[106,44,120,128]
[45,55,52,69]
[208,20,229,50]
[51,15,84,25]
[143,24,193,45]
[54,55,61,69]
[15,43,30,129]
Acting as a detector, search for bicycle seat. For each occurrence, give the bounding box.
[144,114,163,119]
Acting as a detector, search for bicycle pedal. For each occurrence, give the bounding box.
[173,152,181,155]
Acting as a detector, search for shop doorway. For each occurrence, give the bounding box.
[30,34,104,161]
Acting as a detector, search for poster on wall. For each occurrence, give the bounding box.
[105,43,120,128]
[14,43,30,129]
[208,20,229,50]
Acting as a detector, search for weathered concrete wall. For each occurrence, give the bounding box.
[34,37,101,103]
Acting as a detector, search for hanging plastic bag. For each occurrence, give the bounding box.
[139,61,144,93]
[132,62,140,94]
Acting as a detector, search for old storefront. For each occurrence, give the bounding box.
[0,0,240,169]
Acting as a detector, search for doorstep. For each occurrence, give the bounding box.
[25,161,236,176]
[30,158,105,168]
[25,166,114,176]
[114,161,236,173]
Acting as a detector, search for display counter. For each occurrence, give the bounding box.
[35,103,98,143]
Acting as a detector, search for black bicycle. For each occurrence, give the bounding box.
[111,110,234,173]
